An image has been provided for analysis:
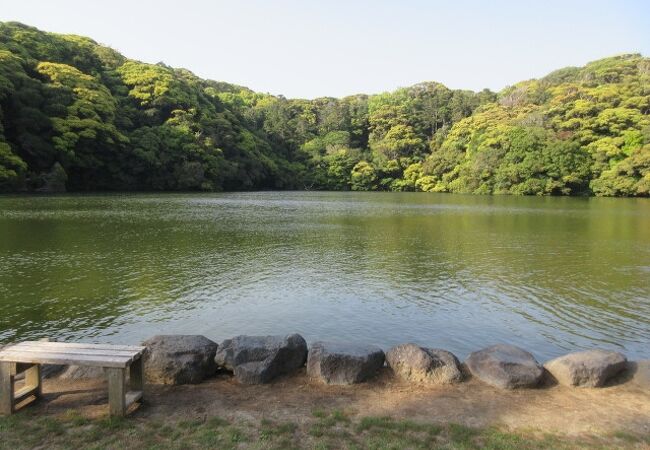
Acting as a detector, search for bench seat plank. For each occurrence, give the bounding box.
[11,341,145,353]
[9,344,143,358]
[0,342,146,368]
[0,352,132,368]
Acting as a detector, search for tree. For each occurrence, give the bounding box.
[591,144,650,196]
[371,124,425,160]
[40,162,67,192]
[0,22,648,197]
[0,140,26,188]
[323,149,360,190]
[350,161,377,191]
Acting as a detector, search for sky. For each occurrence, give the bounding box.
[1,0,649,99]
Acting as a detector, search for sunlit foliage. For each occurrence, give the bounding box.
[0,22,647,196]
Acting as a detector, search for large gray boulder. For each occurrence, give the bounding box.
[386,344,462,384]
[215,334,307,384]
[142,335,218,385]
[307,342,385,385]
[544,349,627,387]
[466,344,543,389]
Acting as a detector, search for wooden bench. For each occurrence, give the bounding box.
[0,341,146,417]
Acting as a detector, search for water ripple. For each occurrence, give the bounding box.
[0,192,648,361]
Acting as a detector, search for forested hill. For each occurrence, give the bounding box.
[0,22,648,196]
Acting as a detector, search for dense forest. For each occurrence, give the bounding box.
[0,22,648,196]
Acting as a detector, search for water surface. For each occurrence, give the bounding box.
[0,192,648,361]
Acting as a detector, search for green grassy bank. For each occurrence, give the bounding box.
[1,409,648,450]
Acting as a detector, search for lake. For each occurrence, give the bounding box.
[0,192,648,361]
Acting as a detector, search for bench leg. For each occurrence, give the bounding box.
[107,368,126,417]
[24,364,42,399]
[130,357,144,393]
[0,362,14,416]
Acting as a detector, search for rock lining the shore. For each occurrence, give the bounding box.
[0,336,641,391]
[307,341,385,385]
[386,344,463,384]
[544,349,627,387]
[465,344,544,389]
[215,334,308,384]
[142,335,218,385]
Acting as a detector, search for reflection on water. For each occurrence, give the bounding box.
[0,192,648,361]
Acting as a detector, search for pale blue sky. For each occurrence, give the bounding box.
[2,0,649,98]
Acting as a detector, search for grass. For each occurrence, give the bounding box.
[0,409,649,450]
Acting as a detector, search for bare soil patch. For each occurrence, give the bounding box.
[30,361,650,436]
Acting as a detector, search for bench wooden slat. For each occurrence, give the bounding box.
[14,341,144,352]
[0,348,133,362]
[0,341,146,367]
[13,342,141,353]
[0,348,137,364]
[0,351,132,368]
[11,343,143,358]
[8,341,145,353]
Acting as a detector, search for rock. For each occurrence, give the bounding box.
[215,334,307,384]
[57,365,106,380]
[307,342,385,385]
[386,344,462,384]
[142,335,218,385]
[544,349,627,387]
[466,344,543,389]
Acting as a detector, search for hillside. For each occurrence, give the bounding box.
[0,22,648,195]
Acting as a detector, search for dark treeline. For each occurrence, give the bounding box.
[0,22,648,196]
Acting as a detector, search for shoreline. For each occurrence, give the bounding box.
[2,365,649,449]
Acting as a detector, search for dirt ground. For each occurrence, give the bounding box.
[21,361,650,437]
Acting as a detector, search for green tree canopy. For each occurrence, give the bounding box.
[0,22,647,196]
